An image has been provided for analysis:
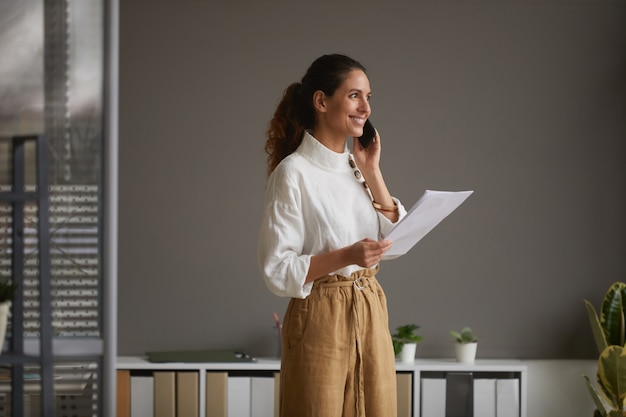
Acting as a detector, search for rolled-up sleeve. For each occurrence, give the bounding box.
[258,170,314,299]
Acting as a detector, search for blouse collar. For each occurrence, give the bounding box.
[297,131,351,173]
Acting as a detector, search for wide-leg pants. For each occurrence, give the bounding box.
[279,267,397,417]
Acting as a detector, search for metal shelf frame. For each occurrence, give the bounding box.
[0,134,55,416]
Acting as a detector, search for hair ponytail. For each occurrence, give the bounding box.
[265,82,309,175]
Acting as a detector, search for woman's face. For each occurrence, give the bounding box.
[321,69,371,139]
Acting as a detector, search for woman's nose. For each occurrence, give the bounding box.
[359,98,371,113]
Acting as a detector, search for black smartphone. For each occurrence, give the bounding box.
[358,119,376,148]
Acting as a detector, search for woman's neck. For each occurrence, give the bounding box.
[310,128,346,153]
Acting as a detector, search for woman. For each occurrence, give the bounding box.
[258,54,407,417]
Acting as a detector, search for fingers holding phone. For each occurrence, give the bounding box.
[358,119,377,148]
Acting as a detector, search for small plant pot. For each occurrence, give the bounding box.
[455,342,477,363]
[399,343,417,364]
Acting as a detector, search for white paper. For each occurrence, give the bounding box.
[384,189,473,257]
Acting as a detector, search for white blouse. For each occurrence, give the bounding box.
[258,132,406,299]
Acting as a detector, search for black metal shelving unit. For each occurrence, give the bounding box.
[0,134,54,416]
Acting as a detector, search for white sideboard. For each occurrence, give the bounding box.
[117,356,527,417]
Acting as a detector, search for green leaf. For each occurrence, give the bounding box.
[600,283,626,347]
[598,345,626,409]
[584,374,608,417]
[450,327,478,343]
[391,324,423,355]
[587,300,609,355]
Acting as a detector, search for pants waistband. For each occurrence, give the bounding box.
[314,266,380,290]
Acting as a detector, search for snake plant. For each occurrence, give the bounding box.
[583,282,626,416]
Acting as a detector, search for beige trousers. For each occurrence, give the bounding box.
[279,267,397,417]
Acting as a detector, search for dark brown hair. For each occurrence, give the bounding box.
[264,54,367,175]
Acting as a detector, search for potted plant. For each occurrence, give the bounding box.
[0,280,17,353]
[392,324,423,364]
[450,327,478,363]
[583,281,626,416]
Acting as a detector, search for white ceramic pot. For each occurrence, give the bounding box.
[0,302,9,354]
[455,342,478,363]
[400,343,417,364]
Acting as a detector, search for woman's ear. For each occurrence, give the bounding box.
[312,90,327,113]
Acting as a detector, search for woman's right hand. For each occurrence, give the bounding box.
[349,238,393,268]
[305,238,393,283]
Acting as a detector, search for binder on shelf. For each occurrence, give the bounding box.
[496,378,520,417]
[396,373,412,417]
[473,378,497,417]
[154,371,176,417]
[274,372,281,417]
[130,372,154,417]
[228,376,252,417]
[206,372,228,417]
[445,372,473,417]
[116,370,131,417]
[251,376,275,417]
[176,372,199,417]
[421,377,446,417]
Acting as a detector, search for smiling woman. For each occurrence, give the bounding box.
[258,54,408,417]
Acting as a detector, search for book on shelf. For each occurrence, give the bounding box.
[176,372,199,417]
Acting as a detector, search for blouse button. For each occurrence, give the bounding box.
[354,170,362,180]
[349,159,356,168]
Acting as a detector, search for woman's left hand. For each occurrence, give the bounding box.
[352,129,381,174]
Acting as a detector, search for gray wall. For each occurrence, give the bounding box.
[118,0,626,359]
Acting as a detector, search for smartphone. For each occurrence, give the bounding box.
[358,119,376,148]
